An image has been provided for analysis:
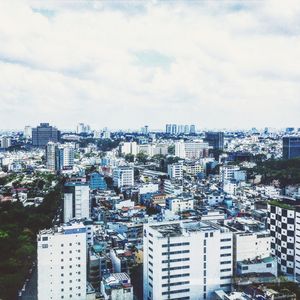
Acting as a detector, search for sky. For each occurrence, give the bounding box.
[0,0,299,131]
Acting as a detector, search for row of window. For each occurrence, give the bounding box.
[162,281,189,287]
[162,242,190,248]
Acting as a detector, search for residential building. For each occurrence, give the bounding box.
[167,163,183,180]
[46,141,59,171]
[63,182,90,222]
[143,220,233,300]
[113,167,134,188]
[37,222,87,300]
[166,195,194,213]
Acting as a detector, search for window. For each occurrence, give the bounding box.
[42,237,48,241]
[42,244,48,248]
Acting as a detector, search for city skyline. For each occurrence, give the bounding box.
[0,1,299,129]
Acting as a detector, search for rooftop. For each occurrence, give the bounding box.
[149,220,227,237]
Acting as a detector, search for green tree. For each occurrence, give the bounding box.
[136,152,148,164]
[125,153,135,162]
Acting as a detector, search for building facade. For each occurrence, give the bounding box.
[143,220,233,300]
[37,222,87,300]
[32,123,60,147]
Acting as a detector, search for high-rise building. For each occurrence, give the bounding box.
[32,123,60,147]
[46,142,59,171]
[190,124,196,134]
[267,199,300,279]
[63,182,90,223]
[62,144,75,168]
[171,124,177,135]
[1,136,11,149]
[205,132,224,151]
[184,125,190,134]
[24,126,32,139]
[143,220,233,300]
[283,136,300,159]
[165,124,172,134]
[37,222,87,300]
[113,167,134,188]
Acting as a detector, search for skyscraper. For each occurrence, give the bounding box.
[32,123,60,147]
[283,136,300,159]
[46,142,59,171]
[205,131,224,151]
[63,182,90,223]
[190,124,196,134]
[165,124,172,134]
[171,124,177,135]
[37,222,87,300]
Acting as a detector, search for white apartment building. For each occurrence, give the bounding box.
[167,163,183,180]
[64,182,90,223]
[143,220,233,300]
[62,144,75,168]
[166,196,194,213]
[37,222,87,300]
[46,141,58,171]
[139,183,159,195]
[163,179,183,195]
[113,167,134,188]
[219,165,240,183]
[121,142,138,156]
[175,141,209,159]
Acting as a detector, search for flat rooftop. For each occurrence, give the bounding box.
[149,220,227,237]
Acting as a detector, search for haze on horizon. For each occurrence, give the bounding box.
[0,0,299,130]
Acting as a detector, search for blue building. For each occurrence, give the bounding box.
[283,136,300,159]
[89,172,107,190]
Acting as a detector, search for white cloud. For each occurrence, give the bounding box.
[0,0,299,130]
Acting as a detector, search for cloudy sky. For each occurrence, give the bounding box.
[0,0,299,130]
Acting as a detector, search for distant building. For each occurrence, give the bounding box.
[1,136,11,149]
[205,131,224,151]
[89,172,107,190]
[283,136,300,159]
[24,125,32,138]
[32,123,60,147]
[171,124,177,135]
[175,140,209,159]
[46,142,59,171]
[190,124,196,134]
[165,124,172,134]
[63,182,90,222]
[37,222,87,300]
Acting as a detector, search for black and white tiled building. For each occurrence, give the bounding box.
[267,200,300,281]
